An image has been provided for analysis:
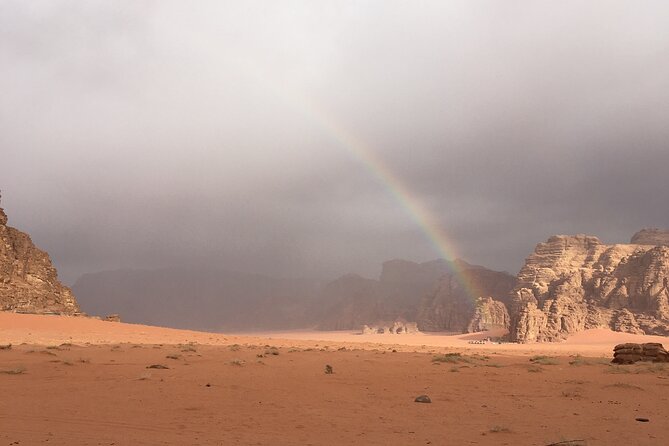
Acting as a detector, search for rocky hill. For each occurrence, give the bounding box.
[0,207,79,314]
[509,231,669,342]
[315,259,515,332]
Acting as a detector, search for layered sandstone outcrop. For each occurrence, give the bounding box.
[510,233,669,342]
[467,297,510,332]
[0,207,79,314]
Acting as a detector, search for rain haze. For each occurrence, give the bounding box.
[1,0,669,286]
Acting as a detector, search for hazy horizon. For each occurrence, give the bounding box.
[2,1,669,285]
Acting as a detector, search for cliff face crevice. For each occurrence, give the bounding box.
[0,207,79,314]
[510,231,669,342]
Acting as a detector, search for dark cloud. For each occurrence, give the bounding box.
[1,1,669,284]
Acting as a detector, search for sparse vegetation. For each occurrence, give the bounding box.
[527,365,543,373]
[569,355,609,366]
[264,347,280,356]
[605,365,631,374]
[1,365,26,375]
[229,359,245,366]
[604,382,644,390]
[529,355,559,365]
[432,353,471,364]
[324,364,333,374]
[229,344,241,351]
[561,389,583,398]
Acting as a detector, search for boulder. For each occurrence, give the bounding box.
[612,343,669,364]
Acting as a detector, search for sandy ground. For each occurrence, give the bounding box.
[2,313,669,445]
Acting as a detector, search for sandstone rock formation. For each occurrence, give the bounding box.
[510,233,669,342]
[631,228,669,246]
[314,259,515,332]
[361,320,418,334]
[612,343,669,364]
[0,206,79,314]
[467,297,510,332]
[417,260,515,332]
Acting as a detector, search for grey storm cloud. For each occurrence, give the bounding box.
[1,0,669,284]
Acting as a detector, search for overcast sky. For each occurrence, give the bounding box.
[1,1,669,285]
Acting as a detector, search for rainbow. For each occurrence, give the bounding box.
[239,68,482,302]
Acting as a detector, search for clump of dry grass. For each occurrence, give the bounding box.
[229,359,245,366]
[264,347,280,356]
[1,365,26,375]
[432,353,471,364]
[529,355,559,365]
[604,382,644,390]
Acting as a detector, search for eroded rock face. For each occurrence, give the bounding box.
[0,207,79,314]
[417,262,516,332]
[510,233,669,342]
[467,297,510,332]
[631,228,669,246]
[612,343,669,364]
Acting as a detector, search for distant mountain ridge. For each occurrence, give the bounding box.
[73,267,321,330]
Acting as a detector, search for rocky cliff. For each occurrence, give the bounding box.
[509,233,669,342]
[416,260,515,332]
[0,207,79,314]
[314,259,515,332]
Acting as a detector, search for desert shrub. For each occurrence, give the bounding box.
[529,355,559,365]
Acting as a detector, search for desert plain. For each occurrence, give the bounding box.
[1,313,668,446]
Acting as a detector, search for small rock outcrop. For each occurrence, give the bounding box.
[612,343,669,364]
[362,320,419,334]
[0,206,79,314]
[510,233,669,342]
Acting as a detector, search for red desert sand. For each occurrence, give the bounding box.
[1,312,668,445]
